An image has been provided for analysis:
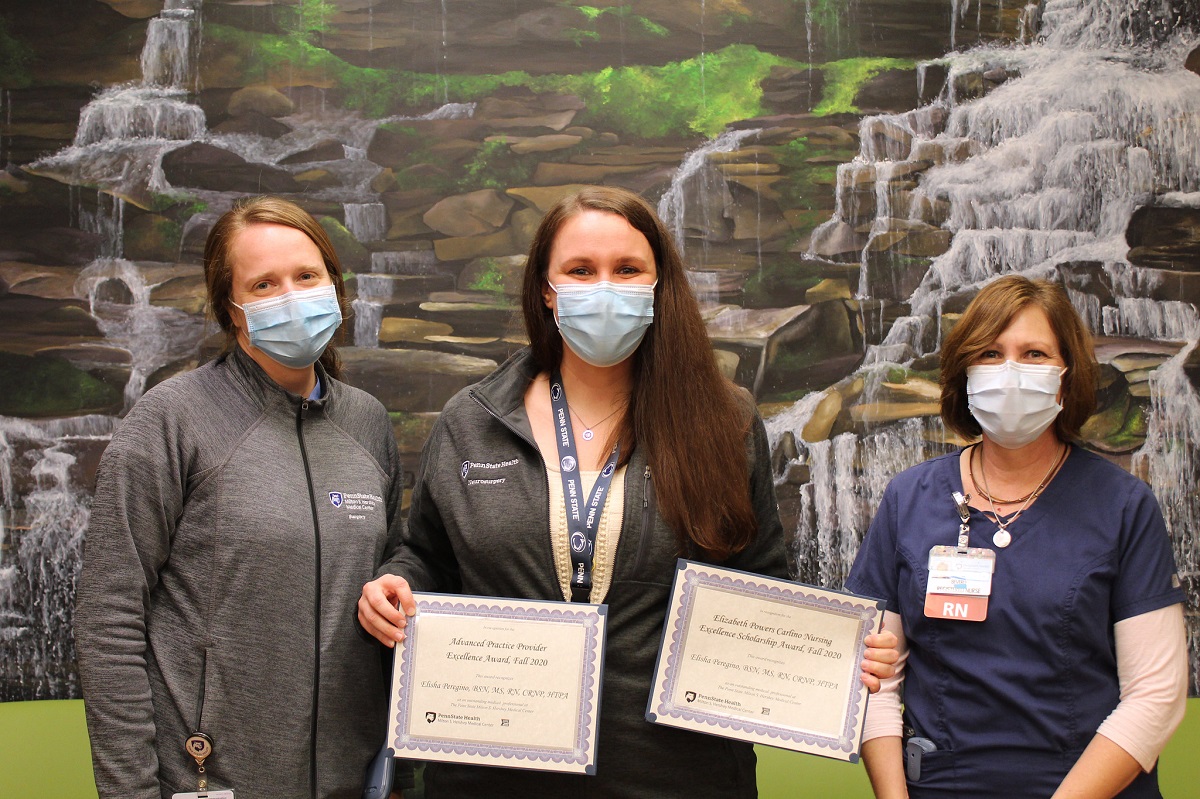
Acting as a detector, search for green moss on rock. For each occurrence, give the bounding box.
[317,217,369,272]
[0,351,121,417]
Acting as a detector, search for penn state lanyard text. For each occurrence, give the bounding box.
[550,371,620,602]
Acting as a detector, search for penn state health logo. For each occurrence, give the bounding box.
[461,461,470,479]
[328,492,343,508]
[426,712,437,723]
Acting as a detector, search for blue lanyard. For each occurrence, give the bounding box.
[549,371,620,602]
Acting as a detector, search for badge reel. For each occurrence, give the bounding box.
[171,731,234,799]
[923,492,996,623]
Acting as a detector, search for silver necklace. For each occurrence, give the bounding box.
[569,403,623,441]
[978,442,1066,548]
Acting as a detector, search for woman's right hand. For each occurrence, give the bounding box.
[358,575,418,647]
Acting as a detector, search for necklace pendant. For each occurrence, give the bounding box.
[582,429,594,441]
[992,529,1011,548]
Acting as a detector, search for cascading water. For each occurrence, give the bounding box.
[344,203,388,243]
[370,250,439,275]
[0,0,208,700]
[658,127,762,269]
[352,274,394,348]
[31,0,205,202]
[773,0,1200,688]
[142,16,194,89]
[77,259,206,411]
[351,248,440,347]
[0,415,116,701]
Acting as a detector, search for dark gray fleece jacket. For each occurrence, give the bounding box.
[75,347,402,799]
[380,348,787,798]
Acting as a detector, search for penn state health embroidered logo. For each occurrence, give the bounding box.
[460,458,519,485]
[327,491,382,516]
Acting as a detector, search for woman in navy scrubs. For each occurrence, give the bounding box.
[847,275,1188,798]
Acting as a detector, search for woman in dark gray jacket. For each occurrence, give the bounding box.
[359,186,897,797]
[76,197,403,799]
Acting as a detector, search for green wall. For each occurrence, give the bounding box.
[3,699,1199,798]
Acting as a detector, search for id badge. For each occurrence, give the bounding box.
[923,545,995,622]
[172,792,234,799]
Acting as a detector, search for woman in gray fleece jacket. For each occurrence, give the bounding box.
[76,197,403,799]
[359,186,898,797]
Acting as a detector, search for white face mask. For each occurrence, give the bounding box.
[966,360,1066,449]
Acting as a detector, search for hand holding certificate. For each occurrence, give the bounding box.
[646,560,884,761]
[386,594,607,774]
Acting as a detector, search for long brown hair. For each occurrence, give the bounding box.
[522,186,756,560]
[203,196,350,379]
[940,274,1097,441]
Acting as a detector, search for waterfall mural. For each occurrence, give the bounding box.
[0,0,1197,701]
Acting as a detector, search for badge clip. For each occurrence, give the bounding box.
[951,491,971,549]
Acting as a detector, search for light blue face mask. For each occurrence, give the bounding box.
[551,280,656,367]
[233,283,342,369]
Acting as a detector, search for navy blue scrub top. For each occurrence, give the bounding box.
[847,445,1184,798]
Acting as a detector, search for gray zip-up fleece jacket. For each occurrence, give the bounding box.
[75,347,402,799]
[379,348,787,797]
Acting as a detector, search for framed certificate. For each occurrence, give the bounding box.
[386,594,607,774]
[646,560,883,762]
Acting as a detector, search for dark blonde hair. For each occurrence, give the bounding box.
[522,186,756,561]
[203,196,349,379]
[940,275,1097,441]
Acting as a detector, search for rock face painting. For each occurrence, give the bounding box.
[0,0,1197,700]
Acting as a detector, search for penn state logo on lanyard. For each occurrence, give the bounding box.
[924,492,996,622]
[549,370,619,602]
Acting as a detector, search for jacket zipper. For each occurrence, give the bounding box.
[634,465,655,573]
[297,400,322,799]
[194,648,208,733]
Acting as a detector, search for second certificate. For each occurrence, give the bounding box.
[647,561,883,761]
[388,594,607,774]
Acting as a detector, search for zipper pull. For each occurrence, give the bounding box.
[643,465,651,507]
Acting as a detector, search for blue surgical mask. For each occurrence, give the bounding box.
[233,284,342,369]
[551,281,655,367]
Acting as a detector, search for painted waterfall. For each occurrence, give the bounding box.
[0,0,1196,700]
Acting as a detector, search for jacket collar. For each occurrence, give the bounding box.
[469,348,541,440]
[222,345,332,413]
[471,347,649,475]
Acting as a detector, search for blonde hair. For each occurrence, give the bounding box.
[203,196,349,378]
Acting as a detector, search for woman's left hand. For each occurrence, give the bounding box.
[859,629,900,693]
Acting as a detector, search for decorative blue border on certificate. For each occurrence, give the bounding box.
[391,595,607,773]
[648,561,882,760]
